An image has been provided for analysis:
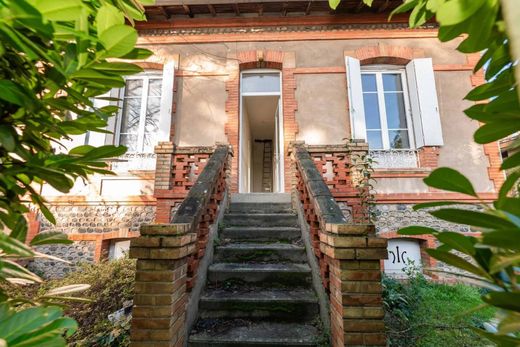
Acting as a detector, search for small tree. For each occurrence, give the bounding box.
[0,0,154,345]
[328,0,520,344]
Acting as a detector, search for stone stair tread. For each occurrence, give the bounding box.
[201,288,317,303]
[225,213,297,217]
[189,320,319,346]
[223,226,301,232]
[209,263,311,273]
[216,243,304,251]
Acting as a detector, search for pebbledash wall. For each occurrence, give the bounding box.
[28,18,504,279]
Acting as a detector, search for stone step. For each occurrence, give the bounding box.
[199,288,319,320]
[188,319,319,347]
[214,243,307,263]
[220,227,301,243]
[228,202,293,214]
[208,263,312,287]
[223,213,299,228]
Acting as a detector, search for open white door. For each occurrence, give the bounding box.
[274,97,284,192]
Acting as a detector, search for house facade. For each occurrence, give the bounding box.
[25,1,506,345]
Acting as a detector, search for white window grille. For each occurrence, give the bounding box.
[370,149,418,169]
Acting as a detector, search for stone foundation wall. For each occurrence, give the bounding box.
[39,205,156,234]
[373,204,471,234]
[30,204,156,278]
[29,241,95,278]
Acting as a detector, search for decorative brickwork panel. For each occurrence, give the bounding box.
[293,143,387,347]
[130,145,231,347]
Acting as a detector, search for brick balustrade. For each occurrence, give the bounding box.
[293,143,387,347]
[154,142,218,223]
[129,144,231,347]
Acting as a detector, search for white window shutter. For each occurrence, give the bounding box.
[345,56,367,141]
[88,91,113,147]
[406,58,444,147]
[158,60,175,142]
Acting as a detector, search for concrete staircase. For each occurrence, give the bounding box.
[188,194,323,346]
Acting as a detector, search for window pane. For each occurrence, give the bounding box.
[143,97,161,152]
[241,73,280,93]
[120,134,138,152]
[384,93,408,129]
[388,130,411,149]
[363,93,381,129]
[148,79,162,97]
[367,130,383,149]
[383,74,403,91]
[361,74,377,92]
[125,79,143,97]
[120,98,141,134]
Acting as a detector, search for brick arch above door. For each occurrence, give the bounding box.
[225,50,298,193]
[345,44,425,65]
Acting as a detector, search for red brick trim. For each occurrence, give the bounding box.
[418,146,440,168]
[138,29,439,45]
[69,230,140,261]
[346,44,425,66]
[136,13,412,30]
[42,195,156,205]
[467,53,505,192]
[375,192,497,203]
[225,50,298,192]
[26,210,40,245]
[372,169,431,178]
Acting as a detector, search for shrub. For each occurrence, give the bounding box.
[383,275,496,347]
[41,258,136,346]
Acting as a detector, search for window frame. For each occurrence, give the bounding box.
[115,71,163,153]
[360,66,416,150]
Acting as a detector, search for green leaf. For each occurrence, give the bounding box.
[501,151,520,170]
[389,0,418,19]
[426,248,490,279]
[413,201,471,210]
[430,208,517,229]
[0,125,15,151]
[465,70,514,101]
[495,197,520,216]
[45,284,90,296]
[90,62,143,75]
[30,232,72,246]
[0,259,41,284]
[398,226,438,235]
[30,0,83,21]
[435,231,476,255]
[0,81,31,106]
[0,233,33,257]
[489,253,520,273]
[498,312,520,335]
[482,229,520,250]
[436,0,486,26]
[99,24,138,58]
[483,292,520,311]
[474,121,520,144]
[473,329,520,347]
[96,3,124,35]
[119,47,154,60]
[423,168,477,197]
[363,0,374,5]
[328,0,340,10]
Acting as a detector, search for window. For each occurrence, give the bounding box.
[117,73,163,153]
[361,70,414,150]
[384,238,422,276]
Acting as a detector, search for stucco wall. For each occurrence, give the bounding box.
[295,74,349,144]
[174,76,228,146]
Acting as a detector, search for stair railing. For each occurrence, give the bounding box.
[292,142,388,347]
[128,144,231,347]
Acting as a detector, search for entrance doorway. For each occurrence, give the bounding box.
[239,70,284,193]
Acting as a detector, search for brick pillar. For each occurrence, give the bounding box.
[129,224,196,347]
[323,224,387,347]
[154,142,175,224]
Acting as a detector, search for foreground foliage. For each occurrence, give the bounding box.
[383,275,496,347]
[1,258,136,347]
[0,0,152,345]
